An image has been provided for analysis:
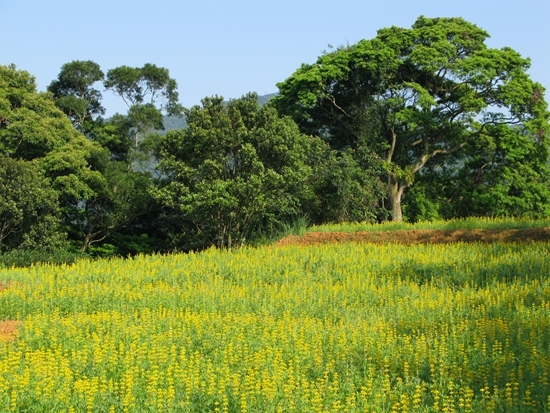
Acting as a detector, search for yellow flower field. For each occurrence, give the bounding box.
[1,241,549,412]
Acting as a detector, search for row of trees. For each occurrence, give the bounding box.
[1,16,549,261]
[0,62,365,256]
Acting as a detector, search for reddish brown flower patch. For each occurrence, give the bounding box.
[0,281,13,292]
[0,282,21,342]
[0,320,21,342]
[276,227,550,247]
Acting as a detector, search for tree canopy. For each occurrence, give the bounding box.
[273,16,550,221]
[47,60,105,130]
[0,64,104,201]
[153,93,313,248]
[0,64,108,252]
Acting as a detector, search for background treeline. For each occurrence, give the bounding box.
[1,16,549,265]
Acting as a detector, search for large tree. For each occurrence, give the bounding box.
[47,61,166,252]
[153,93,313,249]
[273,16,549,221]
[0,64,106,251]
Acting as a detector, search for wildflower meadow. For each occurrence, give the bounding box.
[1,238,549,412]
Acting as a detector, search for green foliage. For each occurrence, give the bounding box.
[105,232,169,256]
[65,161,157,252]
[153,93,313,249]
[3,29,550,261]
[273,16,550,221]
[87,114,133,161]
[401,182,443,222]
[0,247,86,268]
[48,61,132,162]
[103,63,184,168]
[47,60,105,129]
[304,138,386,224]
[46,61,175,252]
[0,157,64,251]
[250,214,310,246]
[0,64,110,254]
[0,64,105,198]
[444,125,550,218]
[401,123,550,221]
[1,66,86,161]
[105,63,182,115]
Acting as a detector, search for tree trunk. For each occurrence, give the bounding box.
[387,180,406,222]
[81,236,91,253]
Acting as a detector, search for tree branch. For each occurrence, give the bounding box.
[326,94,351,118]
[387,127,397,163]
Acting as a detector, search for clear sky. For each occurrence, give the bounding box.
[2,0,549,116]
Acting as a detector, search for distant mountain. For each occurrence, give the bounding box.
[256,92,278,106]
[161,115,187,132]
[160,92,278,133]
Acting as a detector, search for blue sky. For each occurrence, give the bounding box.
[2,0,549,116]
